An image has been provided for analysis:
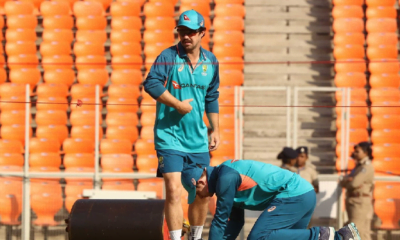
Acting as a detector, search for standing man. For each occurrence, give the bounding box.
[143,10,220,240]
[296,146,319,193]
[340,142,374,240]
[181,159,361,240]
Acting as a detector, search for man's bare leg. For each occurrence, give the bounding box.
[188,195,210,240]
[164,172,183,240]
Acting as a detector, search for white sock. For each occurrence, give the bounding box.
[189,226,203,240]
[169,229,182,240]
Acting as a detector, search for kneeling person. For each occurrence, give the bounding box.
[181,159,361,240]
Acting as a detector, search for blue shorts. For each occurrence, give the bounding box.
[156,149,210,177]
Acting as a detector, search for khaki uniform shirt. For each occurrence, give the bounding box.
[298,165,319,190]
[281,164,298,173]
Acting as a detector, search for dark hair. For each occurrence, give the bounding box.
[354,142,373,159]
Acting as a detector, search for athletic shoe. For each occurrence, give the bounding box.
[319,226,335,240]
[337,223,361,240]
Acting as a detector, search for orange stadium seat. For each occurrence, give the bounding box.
[29,138,60,153]
[70,83,98,100]
[4,1,34,15]
[372,129,400,144]
[106,126,139,144]
[367,32,398,47]
[106,112,139,127]
[0,82,27,97]
[137,180,163,199]
[40,1,70,16]
[76,16,107,30]
[86,0,113,10]
[0,125,32,145]
[144,42,174,58]
[42,15,74,29]
[372,144,400,158]
[73,41,105,57]
[42,55,73,71]
[371,102,400,116]
[333,45,365,59]
[64,167,94,183]
[1,110,31,126]
[0,140,23,154]
[143,2,174,17]
[370,73,400,88]
[366,18,397,33]
[179,2,210,17]
[140,126,154,140]
[374,199,400,229]
[111,69,143,85]
[373,159,400,175]
[333,33,364,46]
[366,0,396,7]
[106,97,139,113]
[102,181,135,191]
[63,138,94,154]
[76,30,107,43]
[367,45,398,60]
[0,96,29,111]
[140,98,157,113]
[332,0,364,5]
[111,16,142,30]
[73,1,103,17]
[6,29,36,42]
[213,31,244,45]
[43,69,75,86]
[0,193,22,225]
[110,1,140,16]
[29,152,61,168]
[102,167,133,183]
[369,59,399,74]
[332,18,364,33]
[75,55,107,70]
[42,29,73,43]
[373,182,400,199]
[52,0,79,9]
[214,4,245,17]
[0,69,6,85]
[9,68,41,87]
[35,110,67,126]
[332,6,363,19]
[110,29,141,44]
[369,88,400,102]
[63,153,95,168]
[111,55,142,70]
[214,0,243,3]
[211,139,235,157]
[219,69,244,86]
[335,90,367,103]
[77,69,108,87]
[40,41,71,57]
[7,15,37,29]
[213,43,243,58]
[140,112,156,127]
[143,30,175,44]
[31,192,63,226]
[0,153,24,167]
[70,125,103,141]
[366,6,396,19]
[70,97,100,112]
[371,115,400,129]
[65,181,93,197]
[334,72,366,88]
[219,56,244,71]
[145,17,175,31]
[336,114,368,129]
[36,125,68,145]
[336,128,368,144]
[101,154,133,170]
[135,139,156,155]
[110,42,141,57]
[5,41,37,56]
[335,158,356,173]
[36,83,69,98]
[213,16,244,31]
[20,0,46,10]
[100,139,132,154]
[136,154,158,173]
[7,54,39,70]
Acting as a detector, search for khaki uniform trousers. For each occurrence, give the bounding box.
[345,196,373,240]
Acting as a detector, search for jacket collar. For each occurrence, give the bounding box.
[176,42,207,61]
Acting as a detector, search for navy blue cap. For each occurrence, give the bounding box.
[277,147,298,160]
[181,163,204,204]
[177,10,205,30]
[296,146,308,155]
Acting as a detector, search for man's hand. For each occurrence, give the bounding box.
[209,131,220,151]
[177,99,193,114]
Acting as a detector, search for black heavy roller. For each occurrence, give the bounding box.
[66,199,166,240]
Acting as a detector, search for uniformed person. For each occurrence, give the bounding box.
[296,146,319,193]
[340,141,374,240]
[277,147,298,173]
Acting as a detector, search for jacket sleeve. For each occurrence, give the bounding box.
[143,54,173,99]
[209,167,241,240]
[205,58,219,113]
[348,165,373,189]
[223,207,244,240]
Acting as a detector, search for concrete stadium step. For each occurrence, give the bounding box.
[244,64,333,75]
[245,35,332,48]
[246,0,331,7]
[245,24,331,34]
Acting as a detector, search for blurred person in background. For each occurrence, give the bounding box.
[296,146,319,193]
[340,141,374,240]
[278,147,298,173]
